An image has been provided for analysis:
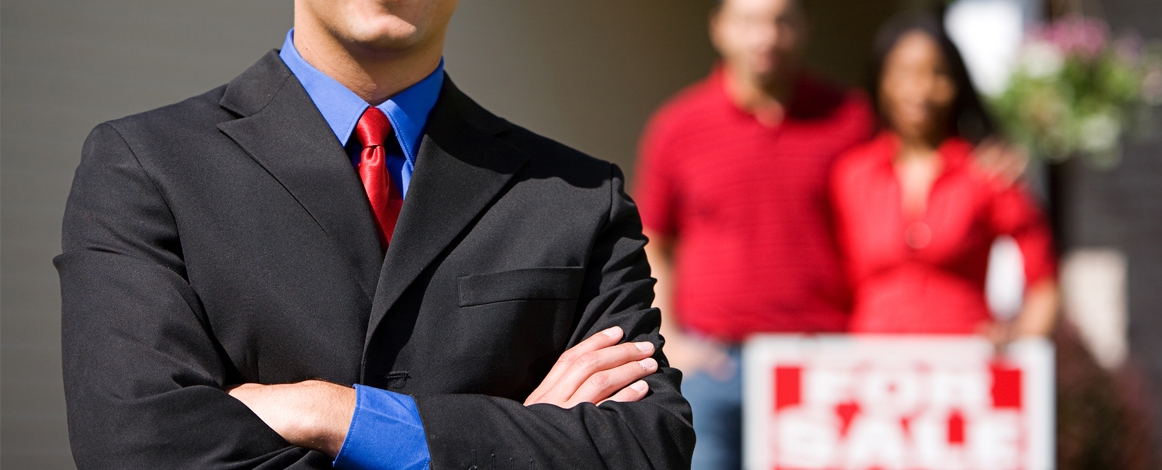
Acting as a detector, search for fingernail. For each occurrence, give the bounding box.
[602,326,623,338]
[639,358,657,370]
[631,381,649,393]
[635,342,654,352]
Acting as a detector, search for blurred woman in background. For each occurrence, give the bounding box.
[829,13,1059,340]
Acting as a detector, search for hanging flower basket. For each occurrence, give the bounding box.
[991,15,1162,168]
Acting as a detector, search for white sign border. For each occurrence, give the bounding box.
[742,335,1055,470]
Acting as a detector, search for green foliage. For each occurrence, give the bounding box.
[989,17,1161,168]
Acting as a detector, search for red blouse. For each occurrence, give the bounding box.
[829,133,1056,334]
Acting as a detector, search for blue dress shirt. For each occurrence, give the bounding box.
[279,29,438,470]
[280,28,443,198]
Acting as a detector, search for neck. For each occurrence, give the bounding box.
[723,64,794,111]
[293,21,444,105]
[895,130,945,162]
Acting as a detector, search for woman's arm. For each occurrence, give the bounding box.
[1012,279,1060,338]
[987,178,1061,342]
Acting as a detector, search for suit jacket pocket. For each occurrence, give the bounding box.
[458,267,585,307]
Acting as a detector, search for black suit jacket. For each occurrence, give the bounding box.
[56,51,694,469]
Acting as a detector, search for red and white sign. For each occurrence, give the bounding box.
[743,336,1053,470]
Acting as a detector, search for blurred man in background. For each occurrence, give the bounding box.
[633,0,875,467]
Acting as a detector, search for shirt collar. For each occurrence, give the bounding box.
[278,28,444,164]
[711,64,831,124]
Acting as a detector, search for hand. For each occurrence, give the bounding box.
[226,380,355,457]
[978,320,1016,347]
[971,138,1028,187]
[524,326,658,408]
[979,280,1060,348]
[659,331,734,381]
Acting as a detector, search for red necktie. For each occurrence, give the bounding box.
[355,107,404,251]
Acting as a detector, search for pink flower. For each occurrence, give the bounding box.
[1035,15,1109,59]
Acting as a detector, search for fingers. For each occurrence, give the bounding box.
[567,357,657,408]
[525,326,623,405]
[971,139,1028,186]
[544,326,624,386]
[544,341,655,406]
[524,325,662,408]
[598,380,650,406]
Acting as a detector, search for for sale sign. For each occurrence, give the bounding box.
[743,336,1053,470]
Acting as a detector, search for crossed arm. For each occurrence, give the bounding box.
[59,123,693,468]
[226,326,659,457]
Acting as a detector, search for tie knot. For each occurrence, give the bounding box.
[355,106,392,148]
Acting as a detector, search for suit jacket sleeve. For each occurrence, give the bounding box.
[412,165,695,469]
[56,123,329,469]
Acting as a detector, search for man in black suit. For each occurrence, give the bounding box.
[55,0,693,468]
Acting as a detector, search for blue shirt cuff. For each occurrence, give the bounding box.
[333,385,431,470]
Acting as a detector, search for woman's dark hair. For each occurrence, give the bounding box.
[867,12,996,143]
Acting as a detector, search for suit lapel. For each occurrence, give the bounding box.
[216,51,383,302]
[364,78,529,346]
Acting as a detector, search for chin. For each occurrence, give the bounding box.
[752,57,799,86]
[349,19,425,51]
[754,66,792,87]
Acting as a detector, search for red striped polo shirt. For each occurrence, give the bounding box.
[634,67,875,341]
